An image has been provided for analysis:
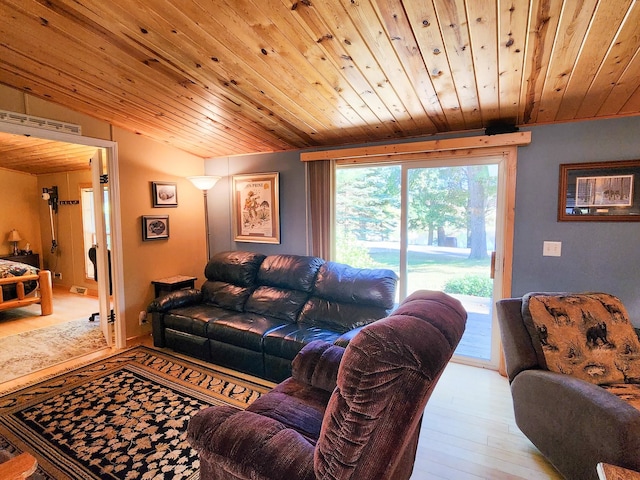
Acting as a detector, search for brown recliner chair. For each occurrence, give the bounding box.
[187,290,467,480]
[497,296,640,480]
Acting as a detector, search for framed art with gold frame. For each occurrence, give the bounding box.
[231,172,280,243]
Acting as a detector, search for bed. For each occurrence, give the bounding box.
[0,259,53,315]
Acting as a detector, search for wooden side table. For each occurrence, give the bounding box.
[151,275,197,298]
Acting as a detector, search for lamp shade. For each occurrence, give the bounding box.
[187,176,221,191]
[7,229,22,242]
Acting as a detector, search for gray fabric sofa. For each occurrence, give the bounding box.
[148,250,398,383]
[496,297,640,480]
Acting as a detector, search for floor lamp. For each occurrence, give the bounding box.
[187,175,221,259]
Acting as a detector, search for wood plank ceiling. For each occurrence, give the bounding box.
[1,0,639,164]
[0,132,98,174]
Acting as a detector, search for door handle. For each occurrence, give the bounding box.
[490,251,496,279]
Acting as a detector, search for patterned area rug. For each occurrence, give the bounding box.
[0,346,270,479]
[0,318,108,384]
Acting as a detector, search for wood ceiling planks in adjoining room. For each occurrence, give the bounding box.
[0,0,639,160]
[0,132,97,175]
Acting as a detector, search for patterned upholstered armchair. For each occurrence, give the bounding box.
[187,290,467,480]
[497,293,640,480]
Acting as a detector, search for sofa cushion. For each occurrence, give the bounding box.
[246,377,332,445]
[298,262,397,331]
[245,286,312,323]
[311,262,397,308]
[201,281,253,312]
[255,254,324,292]
[204,250,266,285]
[602,383,640,412]
[522,292,640,385]
[299,300,391,333]
[163,304,235,338]
[263,323,341,360]
[201,251,265,312]
[207,312,288,351]
[245,255,324,322]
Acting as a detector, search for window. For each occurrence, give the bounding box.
[81,186,110,279]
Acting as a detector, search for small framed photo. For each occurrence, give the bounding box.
[152,182,178,207]
[142,215,170,241]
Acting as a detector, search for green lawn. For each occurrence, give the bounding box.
[367,248,491,292]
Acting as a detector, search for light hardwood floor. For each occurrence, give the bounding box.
[0,290,561,479]
[413,363,561,479]
[0,286,100,337]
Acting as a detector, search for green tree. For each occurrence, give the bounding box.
[407,167,467,245]
[336,164,495,261]
[336,166,400,241]
[465,165,496,259]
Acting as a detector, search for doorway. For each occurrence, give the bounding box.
[335,154,507,369]
[0,122,124,348]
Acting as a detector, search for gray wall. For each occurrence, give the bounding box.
[206,116,640,322]
[513,117,640,323]
[206,150,309,257]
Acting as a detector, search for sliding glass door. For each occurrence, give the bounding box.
[335,155,506,368]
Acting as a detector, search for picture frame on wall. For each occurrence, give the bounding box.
[142,215,170,240]
[558,159,640,221]
[231,172,280,244]
[152,182,178,207]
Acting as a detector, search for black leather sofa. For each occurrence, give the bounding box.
[148,250,398,382]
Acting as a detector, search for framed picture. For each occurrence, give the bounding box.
[232,172,280,244]
[152,182,178,207]
[142,215,170,240]
[558,160,640,221]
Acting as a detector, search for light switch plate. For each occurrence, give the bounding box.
[543,241,562,257]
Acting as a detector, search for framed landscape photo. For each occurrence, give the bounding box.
[142,215,170,241]
[231,172,280,244]
[152,182,178,207]
[558,160,640,221]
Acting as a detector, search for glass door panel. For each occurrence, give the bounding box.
[405,164,498,362]
[335,158,503,368]
[335,165,402,303]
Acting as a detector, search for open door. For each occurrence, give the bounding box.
[90,149,113,346]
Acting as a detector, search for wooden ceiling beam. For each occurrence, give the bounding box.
[301,131,531,161]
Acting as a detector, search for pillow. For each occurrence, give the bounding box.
[522,292,640,385]
[602,383,640,412]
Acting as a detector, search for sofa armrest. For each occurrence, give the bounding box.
[291,340,344,392]
[511,369,640,478]
[187,405,315,480]
[334,326,366,347]
[496,298,540,382]
[147,288,202,313]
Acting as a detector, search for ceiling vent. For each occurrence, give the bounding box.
[0,109,82,135]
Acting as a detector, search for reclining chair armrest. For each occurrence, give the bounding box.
[187,405,315,480]
[512,369,640,477]
[147,288,202,313]
[291,340,345,392]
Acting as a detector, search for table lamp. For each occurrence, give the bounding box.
[7,229,22,255]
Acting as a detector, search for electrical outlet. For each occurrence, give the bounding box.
[53,272,62,279]
[139,310,148,325]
